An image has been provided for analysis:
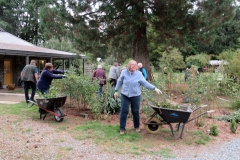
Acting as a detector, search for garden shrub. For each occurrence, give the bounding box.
[186,53,210,69]
[231,99,240,110]
[230,118,238,133]
[141,105,154,118]
[191,130,211,145]
[216,109,240,123]
[101,82,121,116]
[60,67,100,111]
[38,84,65,98]
[159,47,185,70]
[209,124,219,136]
[225,52,240,82]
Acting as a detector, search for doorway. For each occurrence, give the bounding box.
[4,59,13,85]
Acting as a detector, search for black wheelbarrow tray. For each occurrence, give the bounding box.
[143,102,214,138]
[27,96,67,122]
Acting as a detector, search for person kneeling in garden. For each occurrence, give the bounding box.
[114,60,162,135]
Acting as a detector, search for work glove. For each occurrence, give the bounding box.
[62,75,67,78]
[114,92,118,99]
[155,88,162,94]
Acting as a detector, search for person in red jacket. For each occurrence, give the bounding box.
[92,65,106,97]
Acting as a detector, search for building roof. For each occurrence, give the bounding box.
[209,60,228,65]
[0,28,86,59]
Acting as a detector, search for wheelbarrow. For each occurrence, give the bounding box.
[143,102,214,138]
[27,96,67,122]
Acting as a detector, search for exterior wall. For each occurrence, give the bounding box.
[0,55,3,88]
[0,56,50,87]
[1,55,25,86]
[15,56,26,85]
[33,57,50,73]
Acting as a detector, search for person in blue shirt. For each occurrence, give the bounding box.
[37,63,66,94]
[114,60,162,135]
[138,62,148,80]
[21,60,38,103]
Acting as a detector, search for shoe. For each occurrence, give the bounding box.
[30,99,36,102]
[135,128,140,133]
[120,130,125,135]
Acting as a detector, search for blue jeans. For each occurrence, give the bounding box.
[120,94,141,131]
[96,84,104,98]
[23,81,36,103]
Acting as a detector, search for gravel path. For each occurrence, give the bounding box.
[194,139,240,160]
[0,93,25,104]
[169,139,240,160]
[1,114,239,160]
[0,93,39,104]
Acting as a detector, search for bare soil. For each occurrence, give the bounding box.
[63,88,240,158]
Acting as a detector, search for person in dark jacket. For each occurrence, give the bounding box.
[37,63,65,94]
[92,65,106,97]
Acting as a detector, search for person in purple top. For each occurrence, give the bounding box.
[37,63,66,94]
[114,60,162,135]
[92,65,106,97]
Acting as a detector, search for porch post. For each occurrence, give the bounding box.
[83,58,85,75]
[63,59,65,70]
[25,55,29,64]
[50,57,53,63]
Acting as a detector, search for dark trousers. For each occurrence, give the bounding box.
[23,81,36,103]
[110,79,117,87]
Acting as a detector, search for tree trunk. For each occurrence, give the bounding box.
[133,25,152,81]
[132,1,152,81]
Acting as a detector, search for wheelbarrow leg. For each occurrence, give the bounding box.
[39,109,47,120]
[168,123,186,139]
[42,113,47,120]
[175,122,184,132]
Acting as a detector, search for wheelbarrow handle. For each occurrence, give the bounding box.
[187,110,215,123]
[192,105,208,112]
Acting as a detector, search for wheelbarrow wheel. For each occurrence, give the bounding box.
[145,117,162,134]
[54,107,64,122]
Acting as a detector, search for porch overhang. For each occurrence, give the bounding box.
[0,42,86,59]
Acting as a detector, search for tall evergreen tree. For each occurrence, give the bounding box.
[42,0,236,80]
[0,0,50,44]
[0,0,24,35]
[182,4,240,56]
[207,6,240,54]
[18,0,50,45]
[39,1,74,42]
